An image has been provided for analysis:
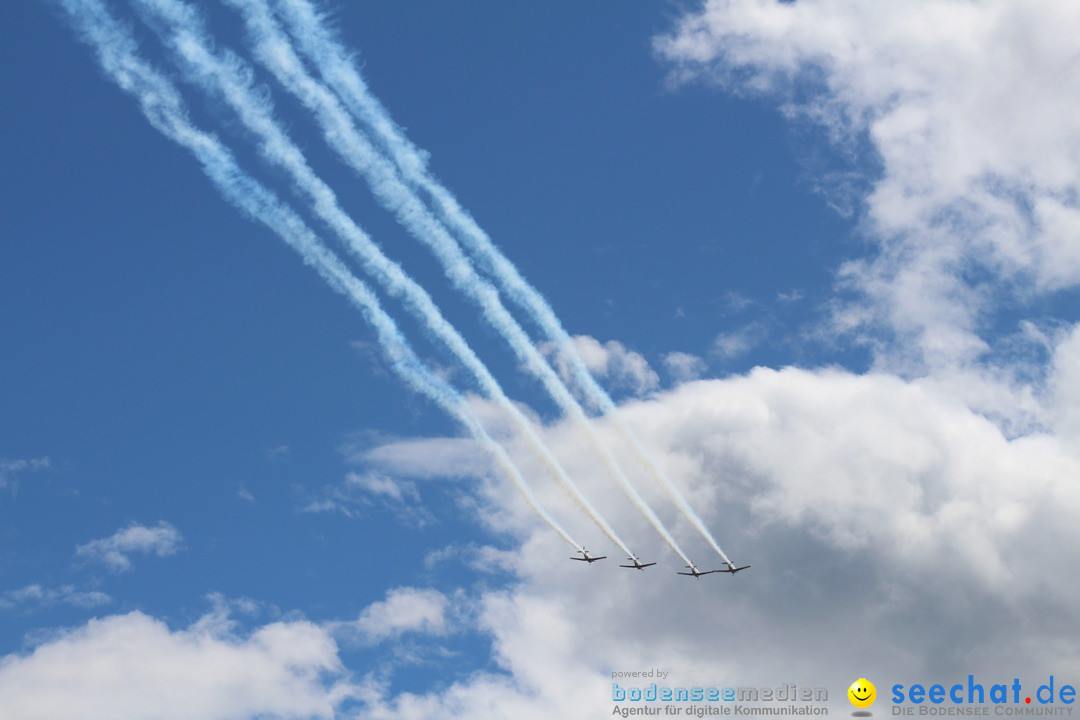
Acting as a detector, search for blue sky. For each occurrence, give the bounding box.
[3,1,1080,718]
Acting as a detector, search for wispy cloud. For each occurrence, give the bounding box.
[300,471,432,526]
[540,335,659,398]
[354,435,491,480]
[265,444,290,461]
[0,584,112,612]
[423,543,518,575]
[0,456,50,491]
[662,352,707,383]
[75,521,183,572]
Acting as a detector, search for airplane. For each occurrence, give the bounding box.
[619,556,657,570]
[718,561,751,575]
[676,563,723,578]
[570,549,607,564]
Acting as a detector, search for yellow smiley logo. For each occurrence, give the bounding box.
[848,678,876,709]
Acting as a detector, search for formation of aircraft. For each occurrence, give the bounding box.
[572,553,750,576]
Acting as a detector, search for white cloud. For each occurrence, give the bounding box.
[0,610,353,720]
[423,543,519,574]
[1050,324,1080,445]
[663,352,708,383]
[265,444,291,460]
[349,359,1080,717]
[0,456,50,490]
[540,335,659,397]
[325,5,1080,704]
[356,436,491,479]
[347,471,416,503]
[300,471,431,526]
[0,585,112,611]
[654,0,1080,373]
[74,521,182,572]
[336,587,450,646]
[353,591,609,720]
[712,321,770,360]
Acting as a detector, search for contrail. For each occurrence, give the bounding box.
[54,0,584,553]
[128,0,636,561]
[225,0,695,567]
[272,0,735,565]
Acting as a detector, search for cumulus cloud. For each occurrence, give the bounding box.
[352,360,1080,717]
[336,587,451,646]
[654,0,1080,373]
[354,591,611,719]
[74,521,182,572]
[541,335,659,398]
[0,610,353,720]
[1051,326,1080,444]
[277,8,1080,715]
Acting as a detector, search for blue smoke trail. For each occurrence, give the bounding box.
[127,0,634,560]
[275,0,735,565]
[225,0,695,566]
[55,0,583,551]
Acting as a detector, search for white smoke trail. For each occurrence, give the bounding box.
[54,0,583,553]
[127,0,635,561]
[225,0,694,567]
[273,0,735,565]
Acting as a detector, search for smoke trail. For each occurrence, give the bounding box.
[273,0,735,565]
[54,0,583,553]
[127,0,635,561]
[225,0,695,567]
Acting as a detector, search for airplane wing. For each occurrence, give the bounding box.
[677,569,722,576]
[718,564,750,574]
